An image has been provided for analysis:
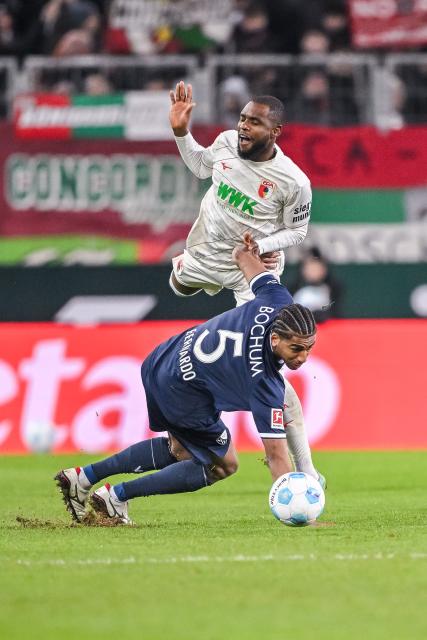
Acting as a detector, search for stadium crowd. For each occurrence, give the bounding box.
[0,1,352,58]
[0,0,426,126]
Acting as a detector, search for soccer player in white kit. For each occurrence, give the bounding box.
[168,82,325,488]
[169,81,311,306]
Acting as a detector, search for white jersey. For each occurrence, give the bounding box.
[175,130,311,272]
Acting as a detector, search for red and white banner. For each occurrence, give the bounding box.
[0,320,426,454]
[1,120,427,241]
[349,0,427,49]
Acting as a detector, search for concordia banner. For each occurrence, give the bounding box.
[349,0,427,48]
[0,319,426,454]
[1,122,427,241]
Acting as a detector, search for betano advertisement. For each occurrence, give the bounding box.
[0,319,426,454]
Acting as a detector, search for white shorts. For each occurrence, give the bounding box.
[172,249,285,307]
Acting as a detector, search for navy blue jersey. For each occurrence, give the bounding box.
[144,272,293,440]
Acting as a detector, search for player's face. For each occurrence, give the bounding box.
[271,332,316,370]
[237,102,281,161]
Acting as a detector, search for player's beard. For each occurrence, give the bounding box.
[237,136,271,160]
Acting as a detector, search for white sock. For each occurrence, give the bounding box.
[283,380,318,479]
[110,486,122,502]
[77,467,92,489]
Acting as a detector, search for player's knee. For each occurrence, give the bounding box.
[207,458,239,482]
[224,459,239,476]
[169,272,201,297]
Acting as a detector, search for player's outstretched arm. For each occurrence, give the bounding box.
[232,232,269,283]
[169,81,196,137]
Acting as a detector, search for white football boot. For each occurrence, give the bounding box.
[90,484,134,525]
[54,467,91,522]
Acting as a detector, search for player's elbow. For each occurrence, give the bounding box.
[294,225,308,244]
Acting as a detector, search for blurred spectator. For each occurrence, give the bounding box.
[294,65,360,126]
[300,29,330,54]
[291,247,342,323]
[0,1,44,58]
[144,78,168,91]
[321,4,351,51]
[229,3,279,54]
[53,28,93,56]
[42,0,102,55]
[83,71,113,95]
[294,71,332,125]
[0,3,14,48]
[263,0,314,54]
[327,60,360,125]
[377,71,407,130]
[218,74,251,127]
[403,63,427,125]
[51,78,76,95]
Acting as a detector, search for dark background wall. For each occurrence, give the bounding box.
[1,263,425,321]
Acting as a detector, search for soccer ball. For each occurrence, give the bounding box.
[269,472,325,526]
[23,421,56,453]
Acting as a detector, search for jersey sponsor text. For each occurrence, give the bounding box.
[217,181,257,216]
[249,305,274,378]
[293,202,311,223]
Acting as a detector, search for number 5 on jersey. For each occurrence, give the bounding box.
[193,330,244,364]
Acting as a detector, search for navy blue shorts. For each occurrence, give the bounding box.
[141,359,230,465]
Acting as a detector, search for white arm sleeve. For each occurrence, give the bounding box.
[256,224,308,254]
[257,179,311,254]
[174,132,215,179]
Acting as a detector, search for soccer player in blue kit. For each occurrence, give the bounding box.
[55,233,317,524]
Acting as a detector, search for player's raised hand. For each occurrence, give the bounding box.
[260,250,280,271]
[243,231,260,255]
[233,233,267,282]
[169,81,196,137]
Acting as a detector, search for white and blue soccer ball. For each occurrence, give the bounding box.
[23,421,56,453]
[269,472,325,526]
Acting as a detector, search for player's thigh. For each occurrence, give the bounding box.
[225,270,254,306]
[172,251,223,293]
[168,433,193,461]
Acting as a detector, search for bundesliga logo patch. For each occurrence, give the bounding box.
[258,179,276,199]
[271,408,285,430]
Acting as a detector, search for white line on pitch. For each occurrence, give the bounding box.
[14,552,427,566]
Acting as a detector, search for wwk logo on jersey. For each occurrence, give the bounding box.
[258,179,276,199]
[271,408,285,430]
[217,181,257,215]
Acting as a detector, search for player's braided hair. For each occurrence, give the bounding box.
[271,304,316,339]
[252,95,286,125]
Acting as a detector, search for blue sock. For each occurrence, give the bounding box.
[83,438,176,484]
[113,460,210,500]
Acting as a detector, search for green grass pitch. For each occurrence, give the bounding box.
[1,451,426,640]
